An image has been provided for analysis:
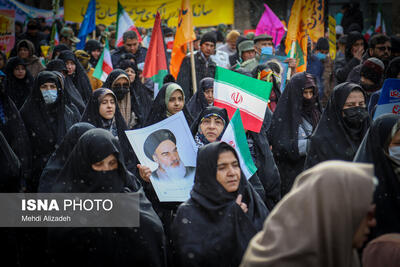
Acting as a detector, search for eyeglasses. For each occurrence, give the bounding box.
[375,46,391,52]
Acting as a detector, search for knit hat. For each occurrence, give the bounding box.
[315,37,329,51]
[360,57,385,84]
[226,30,240,42]
[200,32,216,46]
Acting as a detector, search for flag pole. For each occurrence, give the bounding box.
[286,41,296,80]
[189,41,197,94]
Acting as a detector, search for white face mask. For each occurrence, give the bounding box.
[389,146,400,165]
[41,89,58,104]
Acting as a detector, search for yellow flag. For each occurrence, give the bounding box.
[169,0,196,78]
[285,0,309,73]
[306,0,324,43]
[328,15,336,60]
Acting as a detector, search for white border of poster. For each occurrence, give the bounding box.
[125,111,197,202]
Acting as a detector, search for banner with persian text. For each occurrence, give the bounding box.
[64,0,234,28]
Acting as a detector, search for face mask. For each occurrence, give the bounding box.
[113,86,129,101]
[389,146,400,165]
[342,106,369,128]
[360,82,379,93]
[315,52,326,61]
[41,89,58,104]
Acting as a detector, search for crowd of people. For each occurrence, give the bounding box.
[1,5,400,266]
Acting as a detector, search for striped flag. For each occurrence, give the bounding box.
[221,109,257,180]
[214,66,272,133]
[328,15,336,60]
[143,12,168,97]
[364,26,374,42]
[375,10,382,33]
[116,1,142,47]
[93,36,113,82]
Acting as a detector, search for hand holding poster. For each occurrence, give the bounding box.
[373,79,400,120]
[125,112,197,202]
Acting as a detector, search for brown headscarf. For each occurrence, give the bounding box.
[362,234,400,267]
[240,160,375,267]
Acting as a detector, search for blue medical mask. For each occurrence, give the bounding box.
[389,146,400,165]
[315,52,326,61]
[41,89,58,104]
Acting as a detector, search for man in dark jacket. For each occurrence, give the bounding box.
[111,31,147,67]
[177,32,217,101]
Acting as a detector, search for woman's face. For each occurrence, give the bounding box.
[125,67,136,83]
[40,82,57,91]
[18,47,29,59]
[389,129,400,148]
[65,60,76,75]
[352,204,376,249]
[112,77,129,89]
[91,154,118,171]
[13,65,26,79]
[342,90,366,110]
[91,49,101,60]
[99,94,116,120]
[200,116,225,143]
[167,90,184,115]
[216,150,241,192]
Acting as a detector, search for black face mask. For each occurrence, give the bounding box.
[85,169,124,193]
[360,82,379,93]
[342,106,369,128]
[112,86,129,100]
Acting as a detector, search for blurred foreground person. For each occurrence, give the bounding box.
[241,160,376,267]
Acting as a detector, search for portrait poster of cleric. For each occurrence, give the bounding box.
[125,112,197,202]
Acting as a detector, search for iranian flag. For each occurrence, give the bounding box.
[116,1,142,47]
[364,26,374,42]
[221,109,257,180]
[214,66,272,133]
[93,37,113,82]
[143,12,168,97]
[375,10,383,33]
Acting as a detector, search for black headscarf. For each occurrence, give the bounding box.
[305,82,370,169]
[117,60,153,128]
[171,142,268,267]
[345,31,365,62]
[0,82,31,192]
[49,128,167,267]
[51,44,70,60]
[0,51,7,72]
[52,128,136,193]
[80,88,138,172]
[46,60,85,114]
[58,50,92,103]
[38,122,95,193]
[354,114,400,238]
[144,82,193,127]
[3,57,34,109]
[20,71,80,192]
[186,77,214,119]
[84,39,102,67]
[385,56,400,79]
[190,106,229,146]
[269,72,322,194]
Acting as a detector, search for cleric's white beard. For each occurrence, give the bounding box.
[160,160,186,179]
